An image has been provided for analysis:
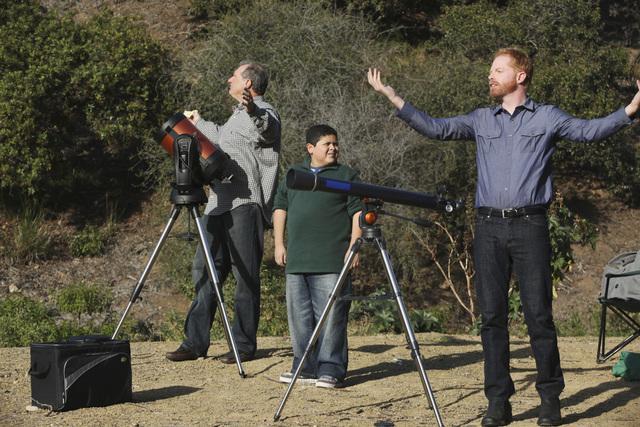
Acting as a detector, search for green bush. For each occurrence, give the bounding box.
[410,308,443,333]
[548,196,598,286]
[0,295,59,347]
[69,225,112,257]
[56,282,112,323]
[350,290,441,334]
[0,1,173,201]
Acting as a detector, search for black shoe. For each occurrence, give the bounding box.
[220,351,254,364]
[481,400,512,426]
[538,397,562,426]
[166,346,199,362]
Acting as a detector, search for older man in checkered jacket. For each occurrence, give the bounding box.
[166,61,280,363]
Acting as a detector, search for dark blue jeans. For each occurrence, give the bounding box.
[182,204,264,357]
[474,213,564,402]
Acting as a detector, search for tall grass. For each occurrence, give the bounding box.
[9,206,55,264]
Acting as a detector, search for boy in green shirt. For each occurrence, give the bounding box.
[273,124,362,388]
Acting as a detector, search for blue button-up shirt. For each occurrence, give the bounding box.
[397,98,632,209]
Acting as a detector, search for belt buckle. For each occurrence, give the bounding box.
[501,208,515,218]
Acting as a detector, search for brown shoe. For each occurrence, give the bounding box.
[166,346,199,362]
[219,351,254,364]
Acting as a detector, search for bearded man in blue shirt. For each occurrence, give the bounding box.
[368,47,640,426]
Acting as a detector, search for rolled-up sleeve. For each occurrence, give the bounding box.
[272,176,288,211]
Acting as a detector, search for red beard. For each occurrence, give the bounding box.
[489,78,518,100]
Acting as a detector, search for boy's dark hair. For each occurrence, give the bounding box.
[306,124,337,146]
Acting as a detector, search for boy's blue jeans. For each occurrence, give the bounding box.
[286,273,351,380]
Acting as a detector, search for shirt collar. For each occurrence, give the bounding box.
[302,156,339,171]
[491,96,537,115]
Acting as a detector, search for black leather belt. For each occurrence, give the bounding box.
[477,205,547,218]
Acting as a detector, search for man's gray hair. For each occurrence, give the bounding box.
[239,60,269,95]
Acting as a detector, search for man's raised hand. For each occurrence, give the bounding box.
[367,68,405,110]
[626,79,640,118]
[242,88,256,114]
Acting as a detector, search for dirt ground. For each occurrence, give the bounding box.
[1,333,639,426]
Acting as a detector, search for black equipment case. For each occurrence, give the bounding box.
[29,335,132,411]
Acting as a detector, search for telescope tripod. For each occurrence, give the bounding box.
[112,188,246,378]
[274,208,444,426]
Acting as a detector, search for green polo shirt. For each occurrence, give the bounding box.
[273,158,362,274]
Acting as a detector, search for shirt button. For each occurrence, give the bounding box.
[508,134,512,137]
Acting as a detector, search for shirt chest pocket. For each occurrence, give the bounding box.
[519,127,546,152]
[476,131,500,154]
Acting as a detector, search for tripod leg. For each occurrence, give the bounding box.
[189,208,233,354]
[273,238,362,422]
[189,205,246,378]
[112,206,182,340]
[375,237,445,427]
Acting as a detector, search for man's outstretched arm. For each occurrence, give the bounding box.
[367,68,474,140]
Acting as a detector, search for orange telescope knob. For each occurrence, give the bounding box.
[364,211,377,225]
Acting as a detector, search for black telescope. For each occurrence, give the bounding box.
[286,169,461,213]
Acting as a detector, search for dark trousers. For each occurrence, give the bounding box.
[474,213,564,402]
[182,203,264,356]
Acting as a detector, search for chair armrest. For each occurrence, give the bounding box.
[603,268,640,300]
[605,269,640,279]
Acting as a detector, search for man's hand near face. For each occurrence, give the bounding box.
[242,88,256,114]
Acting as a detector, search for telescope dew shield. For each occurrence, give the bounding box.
[286,169,460,212]
[158,113,229,183]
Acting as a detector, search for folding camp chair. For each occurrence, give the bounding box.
[597,251,640,363]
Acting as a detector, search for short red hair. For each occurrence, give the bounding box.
[494,47,534,86]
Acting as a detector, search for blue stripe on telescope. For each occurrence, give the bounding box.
[325,180,352,192]
[286,169,460,212]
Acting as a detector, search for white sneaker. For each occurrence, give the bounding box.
[278,372,317,384]
[316,375,343,388]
